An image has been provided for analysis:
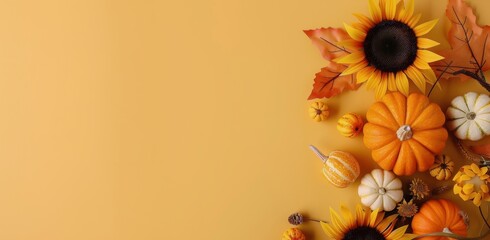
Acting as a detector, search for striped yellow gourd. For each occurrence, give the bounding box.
[337,113,364,137]
[310,146,360,188]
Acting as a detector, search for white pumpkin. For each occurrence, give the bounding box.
[446,92,490,141]
[358,169,403,211]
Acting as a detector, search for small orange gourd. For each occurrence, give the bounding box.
[363,92,448,176]
[337,113,364,137]
[309,145,360,188]
[412,199,467,239]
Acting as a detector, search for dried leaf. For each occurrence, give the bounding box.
[308,61,360,99]
[304,27,352,61]
[434,0,490,81]
[470,143,490,158]
[305,27,360,98]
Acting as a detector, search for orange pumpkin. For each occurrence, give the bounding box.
[412,199,467,239]
[363,92,448,176]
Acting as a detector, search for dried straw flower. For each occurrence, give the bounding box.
[397,199,418,218]
[288,213,304,225]
[410,178,430,200]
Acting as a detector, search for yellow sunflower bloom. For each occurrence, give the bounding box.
[334,0,443,99]
[321,204,415,240]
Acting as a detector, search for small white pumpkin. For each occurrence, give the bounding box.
[446,92,490,141]
[358,169,403,211]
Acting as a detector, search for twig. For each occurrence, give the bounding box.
[479,206,490,229]
[450,7,490,92]
[320,37,351,54]
[428,61,452,97]
[452,70,490,91]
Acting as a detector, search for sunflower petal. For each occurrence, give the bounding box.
[334,51,365,64]
[400,0,414,23]
[388,72,397,91]
[395,0,405,20]
[395,71,409,96]
[417,50,444,63]
[357,66,375,83]
[356,204,366,226]
[337,39,363,51]
[401,234,418,240]
[387,225,409,239]
[375,78,388,99]
[405,66,426,93]
[330,207,347,233]
[418,38,440,49]
[413,57,431,69]
[385,0,397,20]
[408,13,421,28]
[377,214,398,233]
[369,208,379,226]
[374,210,385,227]
[320,221,340,238]
[353,13,375,28]
[340,60,368,76]
[369,0,382,22]
[344,23,366,42]
[419,68,437,84]
[366,70,381,90]
[340,204,354,227]
[414,19,438,36]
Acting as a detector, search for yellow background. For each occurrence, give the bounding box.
[0,0,489,239]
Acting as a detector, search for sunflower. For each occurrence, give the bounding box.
[334,0,443,99]
[321,204,415,240]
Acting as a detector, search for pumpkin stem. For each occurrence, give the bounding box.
[309,145,329,164]
[442,227,453,234]
[466,112,476,120]
[396,125,413,141]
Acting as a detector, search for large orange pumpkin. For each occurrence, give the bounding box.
[412,199,467,239]
[363,92,448,176]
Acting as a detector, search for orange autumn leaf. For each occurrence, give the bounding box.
[304,28,361,99]
[308,61,360,99]
[470,144,490,158]
[304,27,352,61]
[434,0,490,81]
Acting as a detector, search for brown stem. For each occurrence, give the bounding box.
[452,69,490,92]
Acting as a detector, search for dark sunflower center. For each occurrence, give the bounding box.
[363,20,418,72]
[342,226,386,240]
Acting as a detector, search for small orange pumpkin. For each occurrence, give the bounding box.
[363,92,448,176]
[337,113,364,137]
[309,145,360,188]
[412,199,467,239]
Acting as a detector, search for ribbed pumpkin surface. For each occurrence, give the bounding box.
[322,151,360,188]
[412,199,467,239]
[363,92,448,176]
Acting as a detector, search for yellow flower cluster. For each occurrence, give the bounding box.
[453,163,490,206]
[282,228,306,240]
